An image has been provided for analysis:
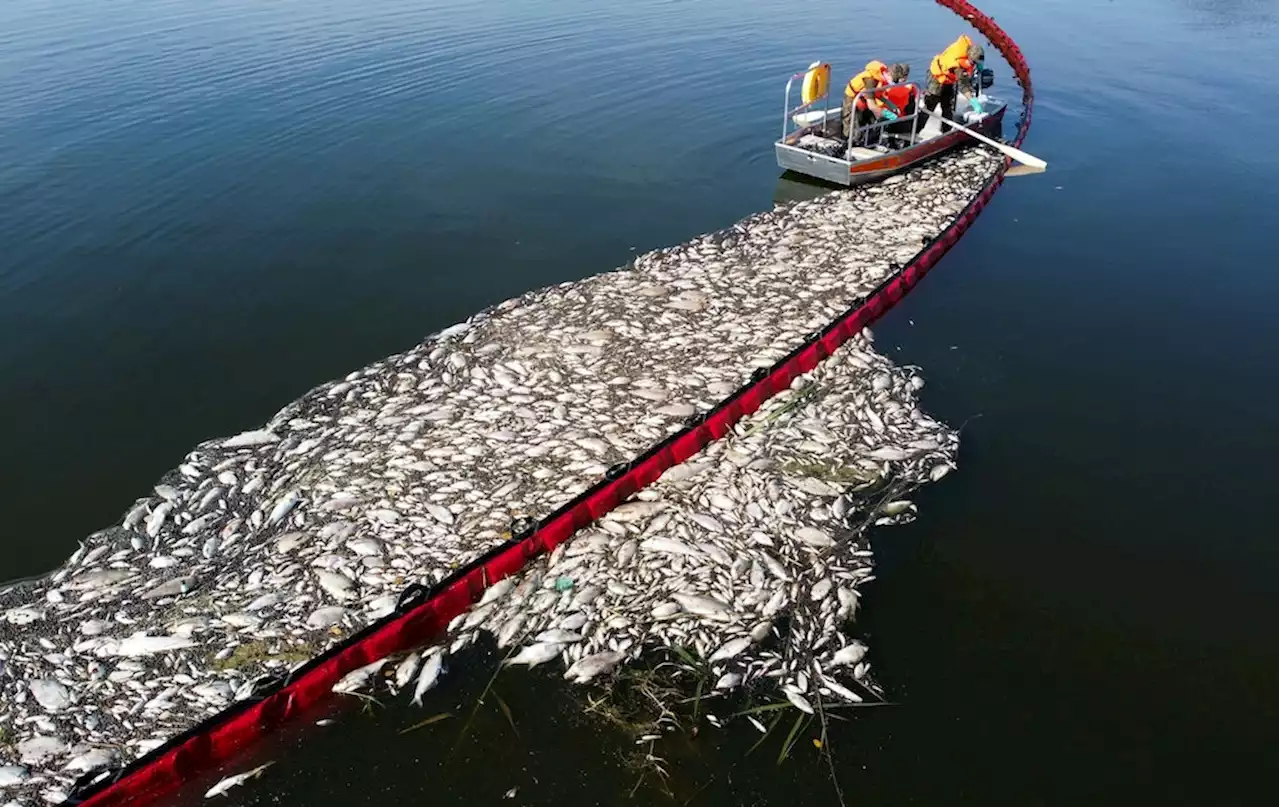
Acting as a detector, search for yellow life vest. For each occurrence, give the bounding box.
[844,60,889,105]
[930,35,974,84]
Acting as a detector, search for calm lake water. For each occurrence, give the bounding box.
[1,0,1274,804]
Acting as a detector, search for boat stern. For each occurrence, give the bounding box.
[774,141,854,186]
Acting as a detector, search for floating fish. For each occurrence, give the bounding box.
[411,651,445,705]
[204,761,274,798]
[332,659,386,695]
[113,633,197,657]
[564,650,624,683]
[22,681,70,719]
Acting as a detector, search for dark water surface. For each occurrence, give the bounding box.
[1,0,1274,804]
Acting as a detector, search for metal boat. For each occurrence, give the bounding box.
[774,61,1006,186]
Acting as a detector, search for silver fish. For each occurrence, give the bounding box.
[0,765,30,786]
[113,633,196,657]
[503,642,563,668]
[268,490,302,526]
[332,659,386,695]
[205,761,274,798]
[141,575,199,600]
[411,651,445,705]
[829,641,868,666]
[220,430,279,448]
[28,679,71,713]
[394,653,421,691]
[564,650,624,683]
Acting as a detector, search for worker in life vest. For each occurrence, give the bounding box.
[924,35,985,122]
[841,60,894,139]
[880,63,925,136]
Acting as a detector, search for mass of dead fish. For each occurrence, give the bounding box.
[0,146,996,804]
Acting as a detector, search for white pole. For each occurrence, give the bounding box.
[922,108,1047,169]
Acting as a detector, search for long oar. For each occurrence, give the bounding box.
[923,107,1047,169]
[1004,163,1047,178]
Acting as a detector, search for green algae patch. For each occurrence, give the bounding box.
[779,459,876,485]
[211,639,316,671]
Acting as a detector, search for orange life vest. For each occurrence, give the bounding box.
[845,60,890,107]
[930,35,974,84]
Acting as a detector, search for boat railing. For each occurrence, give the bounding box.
[782,65,832,140]
[848,81,925,151]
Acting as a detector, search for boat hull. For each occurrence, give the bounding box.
[775,105,1007,187]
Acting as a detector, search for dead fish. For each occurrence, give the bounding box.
[145,502,172,538]
[114,633,196,657]
[564,650,624,683]
[534,629,583,644]
[17,735,68,765]
[0,764,30,786]
[714,672,743,689]
[220,612,263,629]
[306,606,348,629]
[688,513,722,532]
[605,501,666,522]
[830,641,868,667]
[785,689,814,714]
[810,578,833,601]
[245,593,281,611]
[345,537,382,557]
[316,570,355,601]
[394,653,421,691]
[28,679,71,712]
[182,514,218,536]
[867,446,909,461]
[205,761,275,798]
[795,527,835,549]
[503,642,563,668]
[275,532,308,553]
[671,593,732,620]
[333,659,386,695]
[141,575,199,600]
[268,491,302,526]
[640,536,701,557]
[64,748,116,774]
[879,500,914,516]
[788,477,839,497]
[614,540,638,566]
[220,430,278,448]
[821,677,863,703]
[425,504,454,525]
[478,577,515,606]
[709,636,752,663]
[68,566,131,591]
[759,552,792,581]
[496,613,528,648]
[749,621,773,642]
[411,651,445,705]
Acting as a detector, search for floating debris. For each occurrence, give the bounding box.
[0,146,997,803]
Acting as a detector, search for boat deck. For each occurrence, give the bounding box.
[790,109,957,163]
